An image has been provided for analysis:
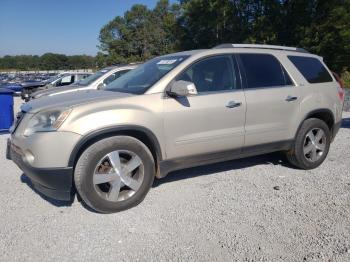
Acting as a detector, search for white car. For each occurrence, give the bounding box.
[21,72,92,101]
[30,64,139,100]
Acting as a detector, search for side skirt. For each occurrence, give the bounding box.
[158,140,293,178]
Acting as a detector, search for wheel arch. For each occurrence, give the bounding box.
[295,108,335,139]
[68,126,163,168]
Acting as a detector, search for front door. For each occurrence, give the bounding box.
[163,55,246,159]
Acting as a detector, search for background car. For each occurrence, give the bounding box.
[0,73,55,96]
[21,72,91,101]
[29,64,140,100]
[0,82,23,95]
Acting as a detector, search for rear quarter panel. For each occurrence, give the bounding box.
[284,54,343,137]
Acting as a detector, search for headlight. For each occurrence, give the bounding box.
[24,108,72,137]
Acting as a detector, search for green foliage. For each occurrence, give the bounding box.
[99,0,350,73]
[2,0,349,73]
[300,0,350,72]
[0,53,95,71]
[98,0,181,63]
[342,71,350,88]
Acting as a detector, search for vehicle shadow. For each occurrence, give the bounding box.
[341,118,350,128]
[19,153,289,210]
[20,174,73,207]
[153,152,289,187]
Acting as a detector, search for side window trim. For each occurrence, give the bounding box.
[235,54,248,90]
[237,53,295,90]
[165,54,242,97]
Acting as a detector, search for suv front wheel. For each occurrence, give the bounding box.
[74,136,155,213]
[286,118,331,169]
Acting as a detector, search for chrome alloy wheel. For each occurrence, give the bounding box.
[93,150,144,202]
[303,128,326,162]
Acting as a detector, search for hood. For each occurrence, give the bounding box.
[21,81,45,88]
[23,90,133,114]
[32,85,81,99]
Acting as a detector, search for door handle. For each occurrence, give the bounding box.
[285,95,298,102]
[226,101,242,108]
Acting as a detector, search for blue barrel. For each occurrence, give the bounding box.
[0,88,14,132]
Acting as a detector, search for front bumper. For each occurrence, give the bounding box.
[7,138,73,201]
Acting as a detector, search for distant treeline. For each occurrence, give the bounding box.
[0,53,95,71]
[1,0,349,78]
[98,0,350,75]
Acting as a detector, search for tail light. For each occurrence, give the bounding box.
[332,72,345,102]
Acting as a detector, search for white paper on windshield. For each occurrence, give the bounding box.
[157,59,177,65]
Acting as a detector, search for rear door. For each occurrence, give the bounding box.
[163,55,246,159]
[238,53,300,151]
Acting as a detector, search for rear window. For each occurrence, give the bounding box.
[240,54,293,89]
[288,56,333,83]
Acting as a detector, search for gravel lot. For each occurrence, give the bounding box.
[1,98,350,261]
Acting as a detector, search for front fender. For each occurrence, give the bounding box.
[68,125,163,167]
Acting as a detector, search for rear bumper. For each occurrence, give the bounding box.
[7,138,73,201]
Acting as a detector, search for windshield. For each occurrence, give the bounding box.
[46,74,63,84]
[77,68,111,86]
[104,55,189,94]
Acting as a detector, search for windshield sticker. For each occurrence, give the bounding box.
[157,59,177,65]
[100,70,108,73]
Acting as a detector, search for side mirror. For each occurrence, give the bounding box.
[167,80,198,97]
[97,83,106,90]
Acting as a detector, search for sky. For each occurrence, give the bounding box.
[0,0,171,56]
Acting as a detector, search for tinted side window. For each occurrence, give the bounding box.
[240,54,292,88]
[288,56,333,83]
[177,56,238,93]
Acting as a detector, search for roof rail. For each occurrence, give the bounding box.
[213,43,309,53]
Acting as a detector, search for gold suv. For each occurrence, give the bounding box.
[7,44,344,213]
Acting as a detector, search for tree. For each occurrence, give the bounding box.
[2,0,349,74]
[98,0,181,64]
[0,54,95,71]
[300,0,350,72]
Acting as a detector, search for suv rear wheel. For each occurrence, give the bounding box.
[286,118,331,169]
[74,136,155,213]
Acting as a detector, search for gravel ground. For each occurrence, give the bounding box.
[0,98,350,261]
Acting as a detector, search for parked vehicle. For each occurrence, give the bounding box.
[21,72,91,101]
[0,72,61,95]
[0,83,23,95]
[7,44,344,213]
[29,64,139,100]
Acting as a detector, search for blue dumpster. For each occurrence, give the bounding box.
[0,88,14,132]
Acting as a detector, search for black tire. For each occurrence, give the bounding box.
[74,136,155,213]
[286,118,331,169]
